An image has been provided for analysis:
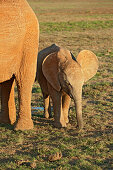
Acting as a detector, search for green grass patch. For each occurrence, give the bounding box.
[40,20,113,33]
[32,86,41,93]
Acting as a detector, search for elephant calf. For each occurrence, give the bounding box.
[36,44,99,129]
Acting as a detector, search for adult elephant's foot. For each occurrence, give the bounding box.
[54,121,67,128]
[14,118,34,131]
[0,109,16,125]
[0,115,10,124]
[0,114,16,125]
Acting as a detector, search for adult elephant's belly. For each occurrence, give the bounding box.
[0,6,26,83]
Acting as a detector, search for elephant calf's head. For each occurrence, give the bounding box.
[42,47,99,98]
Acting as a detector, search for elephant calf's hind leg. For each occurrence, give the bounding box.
[62,92,71,124]
[44,95,52,118]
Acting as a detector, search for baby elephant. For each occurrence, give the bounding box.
[36,44,98,129]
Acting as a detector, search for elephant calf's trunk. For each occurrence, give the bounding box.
[73,93,83,130]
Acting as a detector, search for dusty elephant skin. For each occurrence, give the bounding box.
[36,44,99,129]
[0,0,39,130]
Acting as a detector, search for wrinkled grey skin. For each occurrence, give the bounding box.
[36,44,98,129]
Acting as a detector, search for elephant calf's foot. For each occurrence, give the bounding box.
[54,121,67,128]
[76,123,83,131]
[64,118,69,124]
[44,113,49,119]
[44,112,52,119]
[14,118,34,131]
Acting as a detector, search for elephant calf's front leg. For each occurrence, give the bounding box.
[48,83,66,128]
[62,92,71,124]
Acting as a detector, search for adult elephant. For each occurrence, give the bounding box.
[0,0,39,130]
[36,44,98,129]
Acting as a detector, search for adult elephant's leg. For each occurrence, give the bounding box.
[14,72,34,130]
[48,83,66,128]
[62,92,71,124]
[0,78,16,124]
[14,44,38,130]
[14,21,38,130]
[0,86,1,112]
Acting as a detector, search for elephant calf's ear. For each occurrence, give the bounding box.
[42,52,61,91]
[77,50,99,82]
